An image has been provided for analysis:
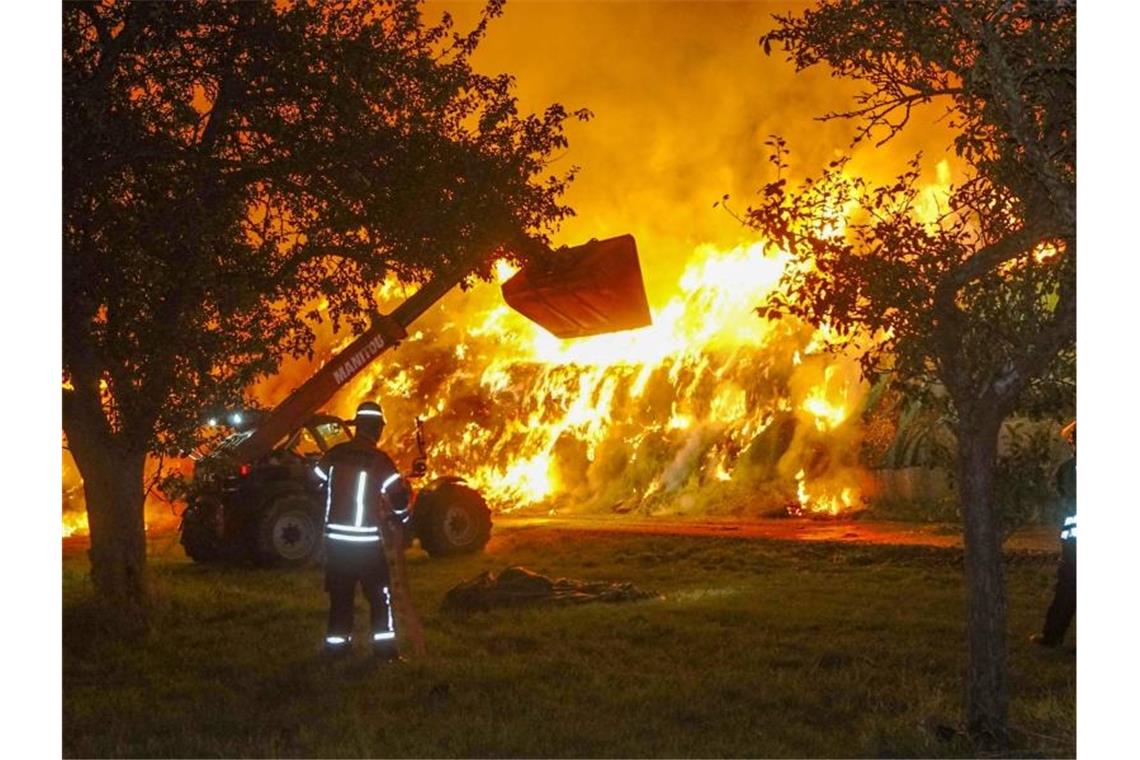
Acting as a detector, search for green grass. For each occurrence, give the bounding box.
[63,527,1075,758]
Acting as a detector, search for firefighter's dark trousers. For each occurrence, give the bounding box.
[324,540,395,648]
[1041,540,1076,645]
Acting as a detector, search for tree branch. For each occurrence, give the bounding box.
[939,226,1039,298]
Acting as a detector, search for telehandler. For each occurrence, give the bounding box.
[180,234,651,565]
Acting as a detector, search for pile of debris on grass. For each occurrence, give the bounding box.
[442,566,658,614]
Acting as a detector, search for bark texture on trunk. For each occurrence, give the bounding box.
[64,394,149,632]
[956,414,1009,748]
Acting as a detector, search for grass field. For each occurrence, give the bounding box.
[63,525,1075,758]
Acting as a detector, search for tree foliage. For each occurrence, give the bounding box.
[754,0,1074,421]
[753,0,1074,745]
[64,0,586,458]
[62,0,587,620]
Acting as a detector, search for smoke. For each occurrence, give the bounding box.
[310,1,953,518]
[62,2,964,531]
[443,1,960,288]
[445,1,851,291]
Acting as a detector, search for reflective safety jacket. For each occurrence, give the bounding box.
[313,437,411,544]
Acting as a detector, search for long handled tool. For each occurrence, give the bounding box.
[380,516,427,658]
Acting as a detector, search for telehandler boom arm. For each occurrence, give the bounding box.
[231,234,650,463]
[232,259,477,462]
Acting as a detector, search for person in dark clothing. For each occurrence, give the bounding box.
[1032,420,1076,649]
[313,400,412,660]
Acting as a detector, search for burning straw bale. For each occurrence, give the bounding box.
[313,242,876,520]
[442,566,658,614]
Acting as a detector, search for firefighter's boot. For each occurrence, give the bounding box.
[322,634,353,660]
[372,631,401,662]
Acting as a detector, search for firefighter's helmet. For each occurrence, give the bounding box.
[354,401,385,443]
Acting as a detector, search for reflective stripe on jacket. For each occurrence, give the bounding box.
[1060,514,1076,542]
[314,438,411,544]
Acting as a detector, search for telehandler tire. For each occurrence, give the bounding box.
[252,492,321,567]
[180,498,225,563]
[414,478,492,557]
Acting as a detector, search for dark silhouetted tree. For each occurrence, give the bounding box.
[63,0,586,627]
[754,0,1073,745]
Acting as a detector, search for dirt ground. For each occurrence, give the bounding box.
[493,514,1059,553]
[62,514,1060,558]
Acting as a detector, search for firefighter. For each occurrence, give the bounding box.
[313,400,412,661]
[1032,420,1076,649]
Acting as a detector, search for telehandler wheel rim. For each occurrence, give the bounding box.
[442,505,477,547]
[272,511,317,562]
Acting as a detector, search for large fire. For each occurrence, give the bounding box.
[329,240,869,518]
[63,2,970,535]
[63,240,870,537]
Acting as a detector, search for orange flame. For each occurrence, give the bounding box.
[328,240,868,517]
[62,511,88,538]
[64,3,983,532]
[794,468,859,516]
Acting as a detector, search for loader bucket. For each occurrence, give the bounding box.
[501,234,652,339]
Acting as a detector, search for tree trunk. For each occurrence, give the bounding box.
[956,413,1009,748]
[64,402,149,632]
